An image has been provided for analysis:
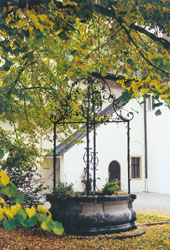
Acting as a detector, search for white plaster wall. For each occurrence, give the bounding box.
[147,105,170,194]
[62,98,146,193]
[62,140,86,191]
[49,98,147,193]
[96,122,128,191]
[62,122,128,192]
[124,99,145,193]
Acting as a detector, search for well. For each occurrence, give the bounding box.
[47,193,137,235]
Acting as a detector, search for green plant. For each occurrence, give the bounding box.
[0,129,47,206]
[0,168,64,235]
[102,179,120,195]
[54,182,74,199]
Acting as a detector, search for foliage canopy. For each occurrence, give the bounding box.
[0,0,169,138]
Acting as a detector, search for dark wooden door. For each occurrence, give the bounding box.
[109,161,120,182]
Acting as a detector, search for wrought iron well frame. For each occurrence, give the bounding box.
[50,77,134,195]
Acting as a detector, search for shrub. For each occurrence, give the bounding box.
[0,128,47,206]
[54,182,74,199]
[102,179,120,195]
[0,168,64,235]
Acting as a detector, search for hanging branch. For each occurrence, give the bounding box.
[116,18,170,75]
[130,24,170,51]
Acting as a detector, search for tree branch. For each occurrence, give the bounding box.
[130,24,170,51]
[117,18,170,75]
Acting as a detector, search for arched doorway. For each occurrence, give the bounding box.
[108,161,121,183]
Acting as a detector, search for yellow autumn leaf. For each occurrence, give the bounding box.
[149,80,159,87]
[163,7,170,12]
[63,41,69,49]
[16,19,27,29]
[38,14,48,22]
[77,47,88,56]
[79,39,91,47]
[124,16,133,26]
[41,221,48,231]
[141,88,149,95]
[74,56,80,64]
[37,205,51,216]
[80,64,86,70]
[80,49,88,56]
[4,208,14,219]
[135,92,141,98]
[147,3,153,9]
[62,0,76,6]
[16,9,24,18]
[66,70,73,78]
[28,26,34,37]
[90,53,96,62]
[10,205,18,217]
[0,207,4,220]
[16,204,21,210]
[101,70,107,77]
[160,94,169,99]
[0,197,6,205]
[98,58,105,64]
[38,14,54,28]
[147,54,154,61]
[0,170,10,186]
[26,207,36,218]
[25,9,44,32]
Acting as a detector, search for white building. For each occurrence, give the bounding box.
[42,80,170,194]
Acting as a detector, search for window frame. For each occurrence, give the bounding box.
[130,156,142,179]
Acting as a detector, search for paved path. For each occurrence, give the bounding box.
[133,192,170,214]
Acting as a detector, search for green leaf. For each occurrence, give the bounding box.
[153,102,163,108]
[1,185,18,198]
[70,50,77,55]
[164,99,170,107]
[1,59,13,71]
[58,31,69,40]
[0,149,4,159]
[13,48,20,56]
[22,52,34,61]
[17,209,27,219]
[13,195,24,204]
[3,218,17,231]
[19,216,37,228]
[122,91,133,102]
[40,215,54,232]
[122,68,128,74]
[155,109,162,116]
[127,58,134,67]
[52,221,64,235]
[143,94,151,100]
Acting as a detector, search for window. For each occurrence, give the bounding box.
[131,157,141,178]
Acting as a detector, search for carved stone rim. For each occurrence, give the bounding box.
[47,193,136,202]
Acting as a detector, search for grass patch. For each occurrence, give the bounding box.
[1,211,170,249]
[137,211,170,225]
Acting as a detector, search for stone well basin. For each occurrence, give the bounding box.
[47,194,137,235]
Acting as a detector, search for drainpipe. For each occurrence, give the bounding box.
[53,121,57,193]
[144,101,148,192]
[127,121,131,194]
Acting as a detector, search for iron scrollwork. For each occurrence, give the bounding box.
[51,77,134,194]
